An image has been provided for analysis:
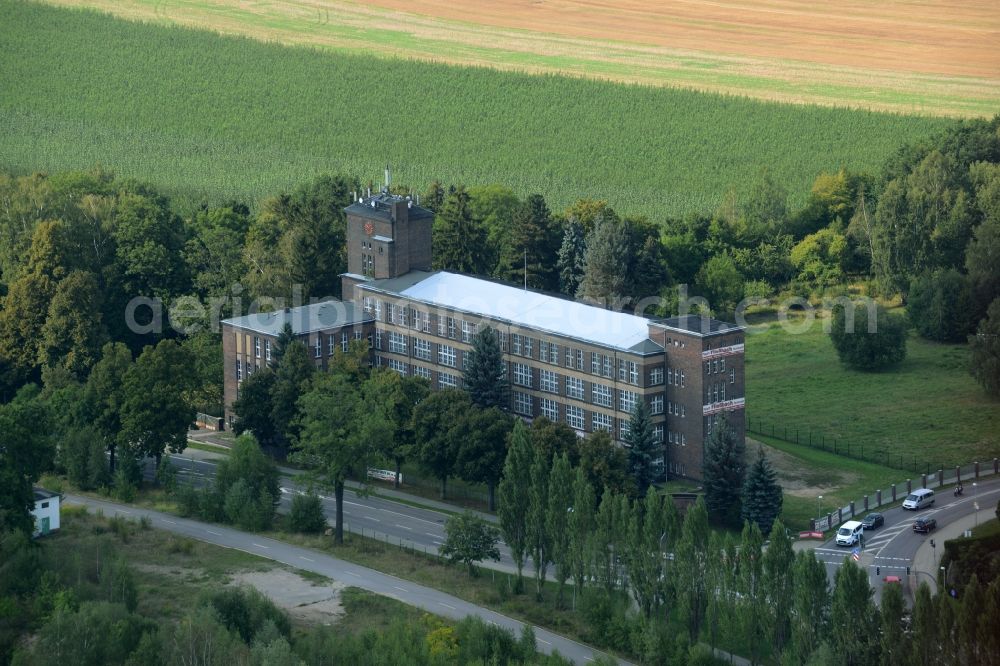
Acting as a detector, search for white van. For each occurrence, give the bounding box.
[903,488,935,510]
[836,520,864,546]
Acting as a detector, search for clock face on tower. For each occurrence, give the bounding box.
[363,221,374,236]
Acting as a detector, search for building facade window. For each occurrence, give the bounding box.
[513,391,533,416]
[650,367,664,385]
[653,424,664,442]
[389,331,408,355]
[265,340,271,362]
[619,389,638,414]
[413,365,432,380]
[523,336,534,358]
[566,404,585,430]
[512,362,532,388]
[314,338,322,358]
[254,337,261,358]
[498,331,508,352]
[540,369,559,394]
[374,329,383,350]
[236,359,242,381]
[602,355,613,378]
[512,333,523,355]
[414,338,432,361]
[438,372,458,388]
[592,412,613,432]
[565,376,584,400]
[591,352,600,375]
[341,332,349,352]
[651,395,664,415]
[438,344,457,368]
[618,360,638,385]
[462,320,475,343]
[620,419,631,440]
[592,383,612,408]
[730,367,736,384]
[541,341,557,364]
[448,317,457,340]
[327,335,336,355]
[387,358,408,376]
[540,398,559,421]
[575,349,584,370]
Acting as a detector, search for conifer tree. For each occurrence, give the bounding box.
[497,420,532,592]
[742,446,783,535]
[269,322,295,368]
[577,212,630,305]
[556,220,586,296]
[432,186,489,274]
[625,399,659,496]
[702,416,745,527]
[462,326,508,410]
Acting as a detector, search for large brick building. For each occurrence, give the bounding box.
[222,187,745,480]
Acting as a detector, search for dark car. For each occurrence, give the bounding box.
[862,513,884,530]
[913,517,937,533]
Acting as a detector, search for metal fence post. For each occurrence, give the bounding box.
[975,461,980,479]
[876,489,882,506]
[906,479,912,494]
[891,485,897,502]
[850,501,855,517]
[921,473,926,489]
[938,469,944,486]
[863,495,869,511]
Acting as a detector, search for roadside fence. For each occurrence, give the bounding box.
[811,458,999,532]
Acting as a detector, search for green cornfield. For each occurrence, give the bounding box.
[0,1,951,217]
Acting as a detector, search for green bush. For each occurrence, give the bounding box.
[828,301,907,370]
[288,493,327,534]
[202,586,290,645]
[907,269,975,342]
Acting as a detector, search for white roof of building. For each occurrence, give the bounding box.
[370,272,658,353]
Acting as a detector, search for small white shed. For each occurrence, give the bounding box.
[31,488,60,537]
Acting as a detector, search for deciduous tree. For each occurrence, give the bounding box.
[439,512,502,577]
[411,389,468,500]
[528,446,551,600]
[498,420,532,591]
[546,453,574,607]
[454,407,512,511]
[829,301,907,371]
[970,298,1000,397]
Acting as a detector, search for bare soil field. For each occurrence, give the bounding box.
[40,0,1000,115]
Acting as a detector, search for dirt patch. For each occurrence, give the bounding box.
[747,437,859,497]
[229,569,345,625]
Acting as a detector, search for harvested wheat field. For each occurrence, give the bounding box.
[41,0,1000,116]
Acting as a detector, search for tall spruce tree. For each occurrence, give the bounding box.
[577,212,630,305]
[462,326,508,410]
[432,186,489,275]
[702,416,746,527]
[742,446,783,535]
[625,399,659,496]
[496,194,558,290]
[269,322,295,368]
[528,446,552,600]
[556,220,587,296]
[498,420,532,592]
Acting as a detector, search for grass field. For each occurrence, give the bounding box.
[35,0,1000,117]
[744,312,1000,477]
[0,1,951,219]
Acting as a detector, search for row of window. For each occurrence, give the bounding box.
[511,363,646,412]
[706,382,728,405]
[511,391,665,441]
[382,358,459,387]
[252,337,272,362]
[315,331,362,357]
[706,358,726,374]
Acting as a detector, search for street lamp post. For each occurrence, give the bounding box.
[817,495,823,524]
[973,482,979,527]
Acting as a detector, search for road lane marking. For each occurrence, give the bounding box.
[252,543,269,549]
[346,571,362,577]
[163,519,177,525]
[300,556,315,563]
[426,532,439,537]
[438,602,456,610]
[395,524,412,530]
[537,638,551,646]
[206,530,221,535]
[393,586,408,592]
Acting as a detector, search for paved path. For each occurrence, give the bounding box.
[66,494,623,665]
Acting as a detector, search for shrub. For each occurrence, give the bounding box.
[288,493,327,534]
[907,269,975,342]
[828,301,907,370]
[202,586,290,645]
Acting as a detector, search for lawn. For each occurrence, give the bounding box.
[0,1,949,220]
[744,311,1000,476]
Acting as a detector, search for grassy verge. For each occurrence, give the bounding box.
[745,311,1000,471]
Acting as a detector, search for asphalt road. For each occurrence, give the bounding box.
[808,478,1000,603]
[164,451,524,575]
[66,493,621,665]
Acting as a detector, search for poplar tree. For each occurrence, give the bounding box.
[830,560,879,666]
[789,549,830,665]
[591,491,620,596]
[546,453,574,607]
[498,420,532,592]
[462,326,508,410]
[528,446,552,600]
[567,467,596,603]
[627,490,666,619]
[762,519,794,653]
[737,522,768,665]
[675,496,711,641]
[879,581,906,666]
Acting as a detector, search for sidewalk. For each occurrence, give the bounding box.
[181,439,496,521]
[911,507,994,596]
